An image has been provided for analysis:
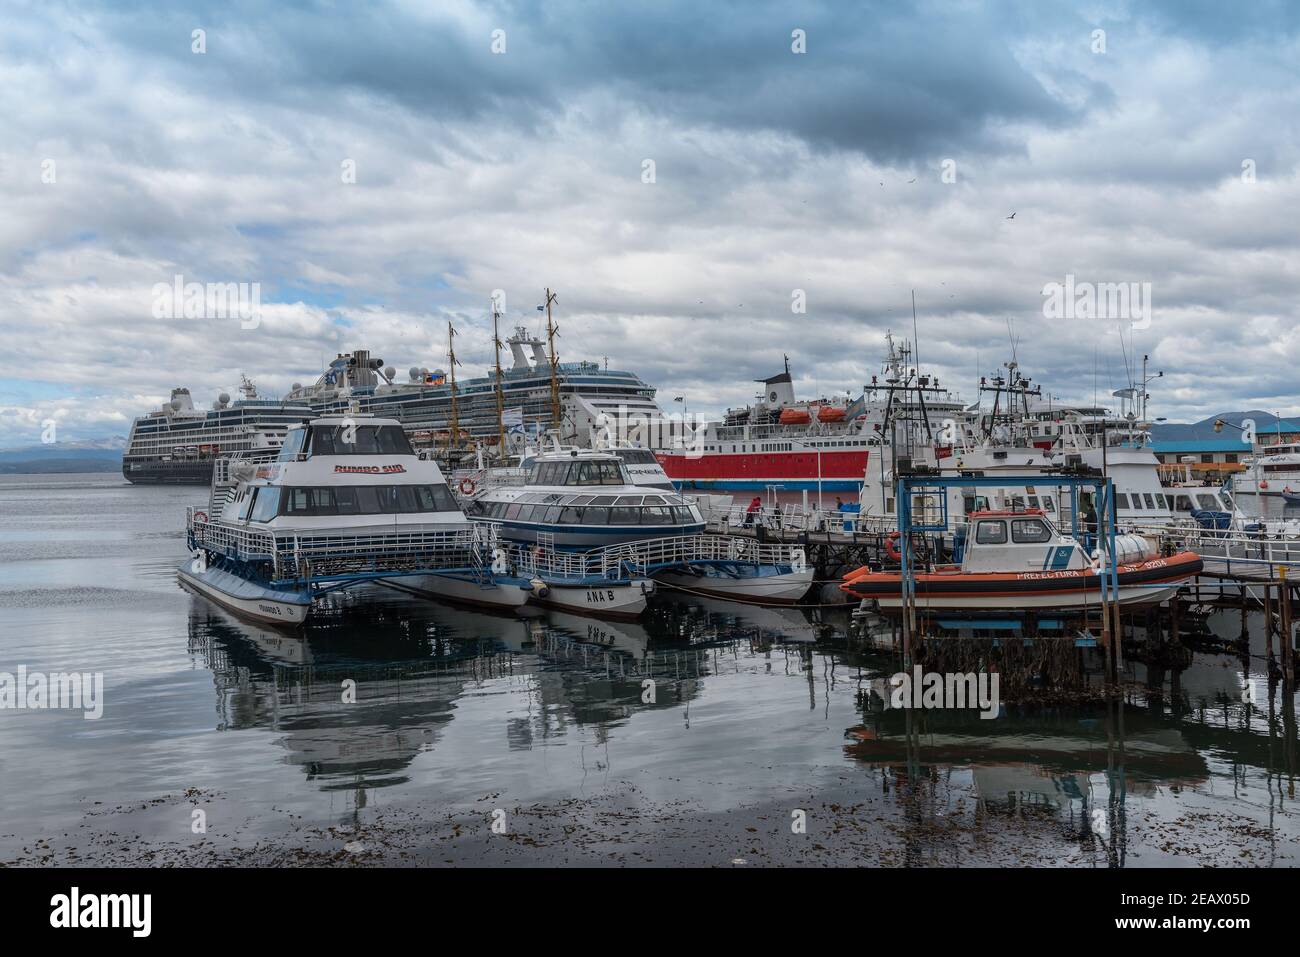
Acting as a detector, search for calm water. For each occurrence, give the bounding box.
[2,472,1299,866]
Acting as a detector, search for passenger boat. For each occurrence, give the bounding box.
[463,442,707,548]
[840,509,1201,611]
[178,414,492,624]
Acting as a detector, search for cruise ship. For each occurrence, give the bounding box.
[284,328,663,452]
[122,378,311,484]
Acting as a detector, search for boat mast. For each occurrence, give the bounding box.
[447,321,461,449]
[492,297,506,457]
[544,287,561,432]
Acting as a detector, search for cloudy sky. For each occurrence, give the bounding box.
[1,0,1298,446]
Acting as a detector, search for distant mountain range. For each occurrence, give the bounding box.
[0,437,125,474]
[1149,411,1300,443]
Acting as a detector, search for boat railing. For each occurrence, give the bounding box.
[703,502,895,536]
[500,533,806,582]
[1151,524,1300,578]
[187,507,479,581]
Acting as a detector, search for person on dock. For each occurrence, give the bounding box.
[1082,496,1098,551]
[744,496,761,528]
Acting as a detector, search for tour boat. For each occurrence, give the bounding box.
[463,442,707,548]
[840,509,1201,612]
[179,414,485,624]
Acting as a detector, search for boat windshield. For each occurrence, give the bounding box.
[528,459,626,486]
[276,428,307,462]
[307,424,414,456]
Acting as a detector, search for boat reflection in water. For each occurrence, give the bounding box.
[185,586,830,792]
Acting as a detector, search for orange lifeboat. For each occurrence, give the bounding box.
[817,406,846,423]
[779,408,812,425]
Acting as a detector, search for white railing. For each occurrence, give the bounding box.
[187,508,478,581]
[493,533,807,583]
[1151,524,1300,578]
[703,503,894,536]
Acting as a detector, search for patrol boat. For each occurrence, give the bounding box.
[178,414,483,624]
[841,508,1202,612]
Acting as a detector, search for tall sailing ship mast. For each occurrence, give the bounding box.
[544,287,561,431]
[446,321,461,450]
[492,296,506,457]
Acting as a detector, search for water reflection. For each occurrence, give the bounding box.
[184,589,841,794]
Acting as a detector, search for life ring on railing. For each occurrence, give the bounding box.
[458,477,477,495]
[1260,481,1270,490]
[193,510,208,524]
[884,532,903,562]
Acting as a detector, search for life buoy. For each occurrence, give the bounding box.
[1261,481,1270,490]
[885,532,903,562]
[458,477,477,495]
[194,510,208,524]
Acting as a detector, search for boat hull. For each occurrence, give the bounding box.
[177,562,311,625]
[399,572,532,610]
[842,552,1202,612]
[529,579,653,619]
[655,566,814,604]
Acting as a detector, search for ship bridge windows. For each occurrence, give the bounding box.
[308,424,414,456]
[975,520,1007,545]
[529,459,626,486]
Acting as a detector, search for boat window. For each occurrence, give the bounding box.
[307,424,413,457]
[1041,496,1055,512]
[671,506,694,524]
[415,485,459,512]
[588,495,616,506]
[569,495,594,506]
[558,506,584,523]
[609,505,639,525]
[1195,494,1219,509]
[1114,493,1129,509]
[584,506,609,524]
[1011,519,1051,543]
[277,428,306,462]
[250,487,281,522]
[614,496,643,506]
[1027,495,1040,508]
[1156,494,1168,509]
[1142,493,1156,509]
[642,495,666,506]
[975,520,1007,545]
[541,506,562,522]
[504,503,522,520]
[237,492,255,521]
[514,505,535,522]
[641,506,673,525]
[1172,494,1192,512]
